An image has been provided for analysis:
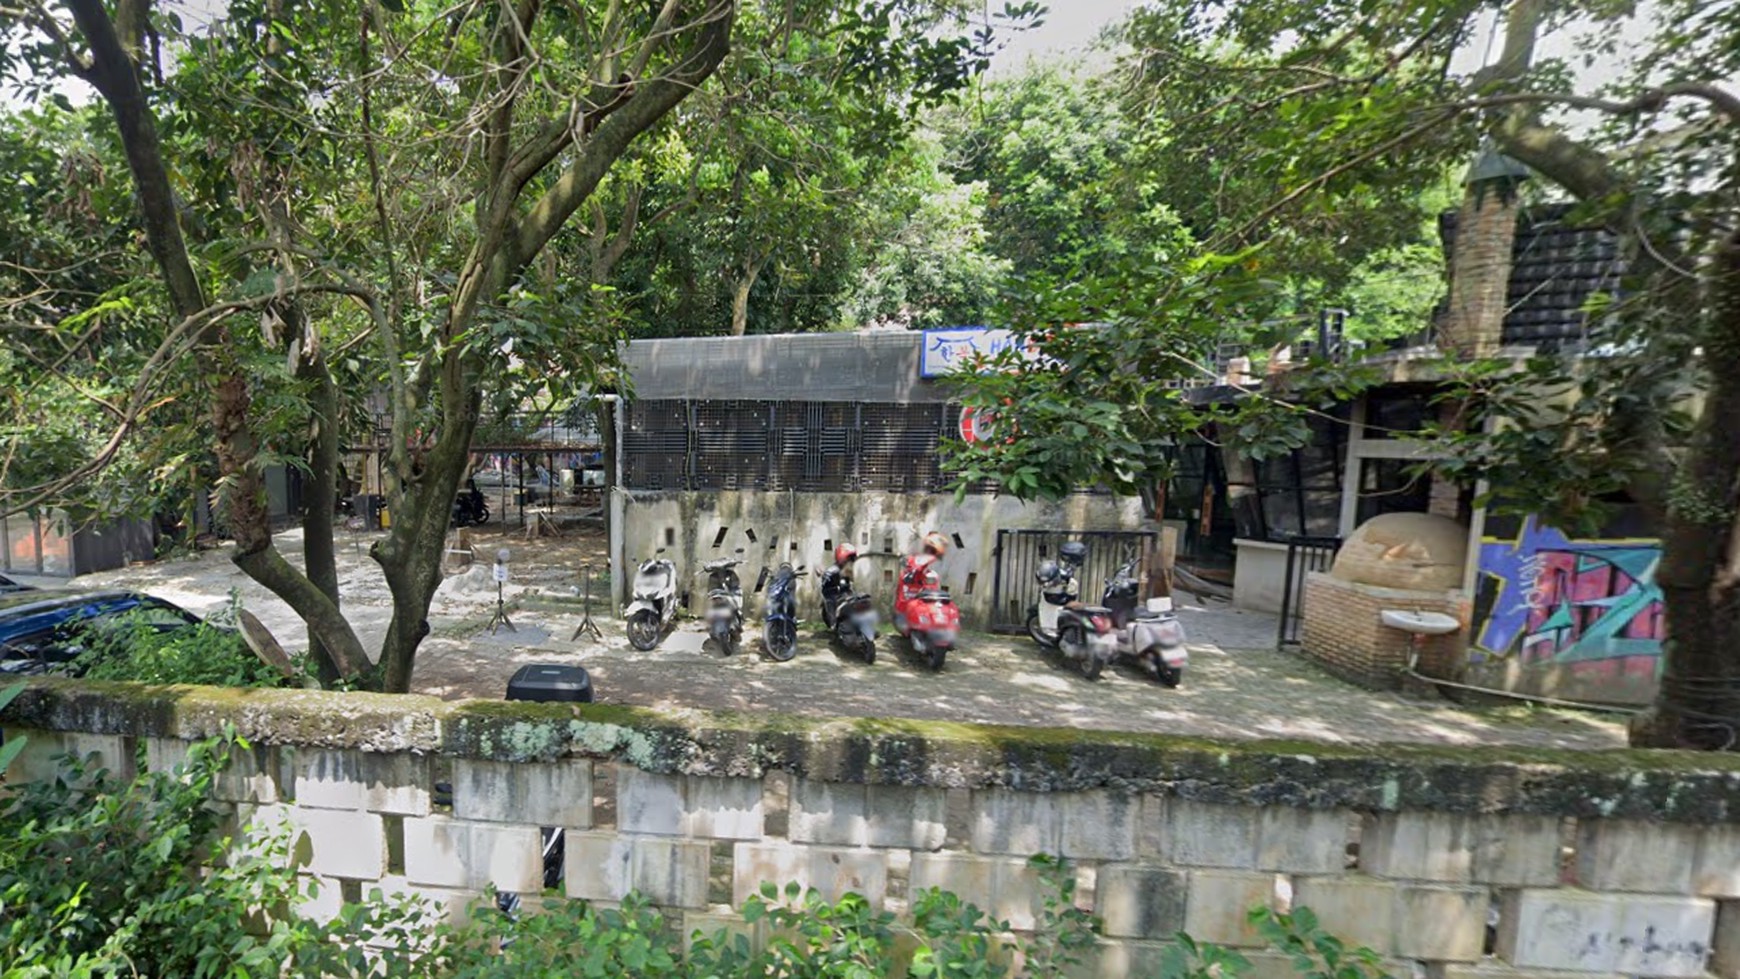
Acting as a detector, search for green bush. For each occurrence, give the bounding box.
[0,726,438,978]
[72,595,304,688]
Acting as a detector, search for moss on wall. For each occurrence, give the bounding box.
[5,678,1740,823]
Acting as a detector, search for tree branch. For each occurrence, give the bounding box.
[1455,83,1740,125]
[511,0,733,271]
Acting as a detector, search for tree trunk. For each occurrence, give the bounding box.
[1631,225,1740,748]
[300,349,345,684]
[730,253,769,336]
[598,397,617,541]
[372,381,481,693]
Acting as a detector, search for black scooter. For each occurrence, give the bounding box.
[701,553,745,656]
[757,562,807,662]
[451,478,490,528]
[819,547,877,664]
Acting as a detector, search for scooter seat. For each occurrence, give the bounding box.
[917,590,952,603]
[1133,608,1162,620]
[1076,604,1114,616]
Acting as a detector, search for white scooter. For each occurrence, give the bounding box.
[1025,542,1119,680]
[624,549,677,651]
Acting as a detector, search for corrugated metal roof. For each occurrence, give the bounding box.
[623,332,957,403]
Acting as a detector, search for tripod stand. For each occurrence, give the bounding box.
[487,580,511,636]
[570,563,603,641]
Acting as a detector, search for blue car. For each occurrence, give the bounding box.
[0,589,202,676]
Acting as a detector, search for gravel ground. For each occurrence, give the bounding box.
[12,524,1627,751]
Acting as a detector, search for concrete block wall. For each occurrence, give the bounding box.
[1299,573,1465,688]
[7,682,1740,978]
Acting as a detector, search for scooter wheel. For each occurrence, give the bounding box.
[1080,655,1104,681]
[626,611,661,651]
[1026,612,1060,650]
[765,621,797,662]
[861,639,876,665]
[710,628,735,656]
[1158,665,1183,689]
[928,645,947,671]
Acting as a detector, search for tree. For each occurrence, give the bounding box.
[595,2,1036,338]
[843,135,1012,329]
[932,66,1194,290]
[0,0,1026,691]
[950,0,1740,750]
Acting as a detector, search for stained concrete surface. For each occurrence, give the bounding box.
[9,525,1626,751]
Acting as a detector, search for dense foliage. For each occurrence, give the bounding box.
[0,728,439,977]
[73,598,302,688]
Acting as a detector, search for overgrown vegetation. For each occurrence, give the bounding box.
[72,595,304,688]
[0,728,439,977]
[0,731,1389,977]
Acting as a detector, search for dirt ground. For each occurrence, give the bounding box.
[14,520,1628,751]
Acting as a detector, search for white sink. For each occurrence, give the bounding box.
[1380,609,1460,636]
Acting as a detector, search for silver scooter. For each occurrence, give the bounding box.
[1100,555,1189,687]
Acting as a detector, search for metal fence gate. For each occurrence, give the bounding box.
[1276,536,1341,648]
[989,529,1159,633]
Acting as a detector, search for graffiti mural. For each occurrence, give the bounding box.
[1473,516,1662,677]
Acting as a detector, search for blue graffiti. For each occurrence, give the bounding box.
[1476,516,1662,665]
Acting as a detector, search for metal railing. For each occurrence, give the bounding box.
[1276,535,1341,648]
[988,529,1159,633]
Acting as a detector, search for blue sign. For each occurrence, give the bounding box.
[919,327,1029,378]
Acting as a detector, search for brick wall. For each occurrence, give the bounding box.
[8,683,1740,978]
[1299,573,1465,688]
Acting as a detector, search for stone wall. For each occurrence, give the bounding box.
[1300,573,1467,689]
[610,488,1147,627]
[8,680,1740,977]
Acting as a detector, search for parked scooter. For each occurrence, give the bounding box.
[757,562,807,661]
[1025,541,1118,680]
[451,478,490,528]
[624,549,677,651]
[701,551,746,656]
[894,532,960,671]
[1101,555,1189,687]
[819,544,877,664]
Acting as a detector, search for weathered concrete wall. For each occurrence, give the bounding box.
[8,680,1740,977]
[611,489,1147,626]
[1233,538,1292,613]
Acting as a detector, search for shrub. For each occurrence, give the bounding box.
[0,726,435,978]
[72,595,303,688]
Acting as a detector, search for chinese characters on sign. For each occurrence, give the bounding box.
[919,327,1036,378]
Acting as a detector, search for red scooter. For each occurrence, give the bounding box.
[894,550,959,670]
